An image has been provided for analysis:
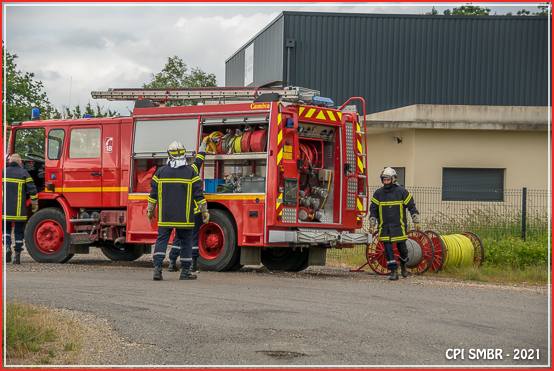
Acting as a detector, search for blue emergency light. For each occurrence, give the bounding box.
[83,114,92,118]
[311,96,334,107]
[31,107,40,120]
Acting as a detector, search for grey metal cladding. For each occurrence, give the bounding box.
[225,15,284,87]
[226,12,547,111]
[283,13,547,112]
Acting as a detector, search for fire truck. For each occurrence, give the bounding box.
[7,86,372,271]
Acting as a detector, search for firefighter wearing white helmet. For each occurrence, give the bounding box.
[147,140,209,281]
[369,167,421,280]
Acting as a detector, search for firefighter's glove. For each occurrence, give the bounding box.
[412,213,421,231]
[200,203,210,224]
[31,199,39,213]
[368,217,378,233]
[199,137,208,153]
[147,202,156,220]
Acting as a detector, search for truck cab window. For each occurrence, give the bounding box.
[70,128,100,158]
[13,128,46,191]
[48,129,65,160]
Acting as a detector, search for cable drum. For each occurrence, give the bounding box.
[405,239,423,268]
[440,234,474,269]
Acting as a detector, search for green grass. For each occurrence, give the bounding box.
[6,302,83,365]
[439,264,548,285]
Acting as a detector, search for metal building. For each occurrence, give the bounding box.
[225,12,548,113]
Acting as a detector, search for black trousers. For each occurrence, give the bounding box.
[3,221,25,254]
[153,227,192,269]
[169,213,201,262]
[383,241,408,270]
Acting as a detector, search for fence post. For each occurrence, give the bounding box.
[521,187,527,241]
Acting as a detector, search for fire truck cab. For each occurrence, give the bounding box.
[8,87,372,271]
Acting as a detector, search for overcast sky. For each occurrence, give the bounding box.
[4,3,546,115]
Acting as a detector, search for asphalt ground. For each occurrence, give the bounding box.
[5,250,549,366]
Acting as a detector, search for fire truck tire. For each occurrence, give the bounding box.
[261,248,309,272]
[24,208,72,263]
[198,209,239,271]
[100,244,144,261]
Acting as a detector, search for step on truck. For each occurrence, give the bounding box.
[7,86,372,271]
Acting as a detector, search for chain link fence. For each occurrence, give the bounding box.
[327,186,549,268]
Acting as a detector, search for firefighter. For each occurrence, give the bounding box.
[168,137,212,273]
[369,167,421,281]
[3,154,38,264]
[147,141,209,281]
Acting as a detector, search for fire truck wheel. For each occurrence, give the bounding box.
[261,248,309,272]
[198,209,239,271]
[24,208,72,263]
[100,244,144,261]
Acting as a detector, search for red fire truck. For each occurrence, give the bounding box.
[7,86,371,271]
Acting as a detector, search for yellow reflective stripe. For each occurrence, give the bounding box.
[276,147,284,165]
[378,205,383,227]
[391,236,408,241]
[152,176,159,183]
[371,197,380,205]
[276,192,283,210]
[3,215,27,221]
[44,186,127,193]
[205,194,265,201]
[30,194,38,200]
[196,153,205,160]
[277,130,283,146]
[25,177,34,183]
[3,178,25,183]
[299,106,305,116]
[158,183,163,221]
[17,183,22,216]
[147,196,157,204]
[316,110,326,120]
[158,179,195,184]
[327,110,337,122]
[380,201,403,206]
[191,176,201,183]
[357,157,364,173]
[356,140,363,154]
[158,221,194,227]
[403,193,412,205]
[128,194,148,200]
[379,236,390,241]
[186,181,191,223]
[277,113,282,126]
[305,108,316,118]
[399,204,406,236]
[356,122,361,132]
[337,111,342,120]
[196,198,207,205]
[356,198,363,211]
[191,164,199,174]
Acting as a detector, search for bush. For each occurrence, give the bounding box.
[482,236,548,269]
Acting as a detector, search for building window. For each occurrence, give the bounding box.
[70,128,100,158]
[392,167,405,186]
[442,168,504,202]
[47,129,65,160]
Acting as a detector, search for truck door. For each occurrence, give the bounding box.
[62,126,102,207]
[101,122,123,207]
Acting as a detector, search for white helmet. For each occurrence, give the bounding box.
[380,167,397,183]
[167,141,186,160]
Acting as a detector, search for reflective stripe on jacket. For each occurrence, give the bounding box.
[369,184,419,242]
[3,162,38,221]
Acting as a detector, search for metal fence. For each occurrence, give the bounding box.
[327,186,549,267]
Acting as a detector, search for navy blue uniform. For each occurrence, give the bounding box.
[3,161,38,255]
[370,183,419,270]
[148,154,206,269]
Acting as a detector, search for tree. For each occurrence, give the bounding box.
[5,49,60,124]
[62,102,117,119]
[443,5,491,16]
[143,56,217,106]
[425,7,439,15]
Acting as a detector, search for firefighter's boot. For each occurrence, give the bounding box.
[6,249,12,263]
[153,266,163,281]
[400,263,409,278]
[389,269,399,281]
[191,257,199,273]
[13,252,21,265]
[179,267,197,280]
[168,259,178,272]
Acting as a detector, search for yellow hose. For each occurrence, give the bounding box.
[320,172,333,209]
[440,234,474,268]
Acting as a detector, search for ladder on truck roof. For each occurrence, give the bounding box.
[91,86,321,104]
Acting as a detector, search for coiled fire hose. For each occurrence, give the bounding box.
[440,234,474,268]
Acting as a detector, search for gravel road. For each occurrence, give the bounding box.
[5,250,549,366]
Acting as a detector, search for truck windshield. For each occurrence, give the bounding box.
[134,119,199,155]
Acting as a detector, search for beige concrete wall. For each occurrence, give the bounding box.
[365,129,548,190]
